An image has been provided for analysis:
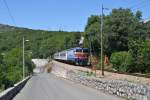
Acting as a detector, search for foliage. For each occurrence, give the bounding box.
[0,48,35,89]
[0,54,5,90]
[84,15,101,55]
[0,7,150,91]
[0,27,82,59]
[84,8,150,74]
[0,24,81,90]
[104,9,142,55]
[84,8,144,56]
[128,39,150,73]
[110,51,133,72]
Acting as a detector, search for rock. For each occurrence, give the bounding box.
[52,64,150,100]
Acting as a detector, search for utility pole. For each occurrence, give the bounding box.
[89,33,92,65]
[23,37,25,79]
[23,37,29,79]
[42,32,44,59]
[101,4,108,76]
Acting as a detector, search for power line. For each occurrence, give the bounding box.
[2,0,16,26]
[131,0,150,11]
[143,17,150,20]
[133,4,150,11]
[129,0,149,9]
[141,17,150,22]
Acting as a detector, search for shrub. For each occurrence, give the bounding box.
[96,60,101,70]
[110,51,133,72]
[129,39,150,73]
[0,48,35,89]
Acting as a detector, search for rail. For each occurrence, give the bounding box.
[105,69,150,78]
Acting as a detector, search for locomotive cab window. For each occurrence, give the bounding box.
[76,49,82,52]
[83,49,89,53]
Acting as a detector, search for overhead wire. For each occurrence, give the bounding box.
[129,0,149,9]
[144,17,150,20]
[1,0,16,26]
[0,0,18,77]
[141,17,150,22]
[131,0,150,11]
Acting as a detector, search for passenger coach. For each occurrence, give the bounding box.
[54,47,89,65]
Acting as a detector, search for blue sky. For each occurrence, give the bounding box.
[0,0,150,31]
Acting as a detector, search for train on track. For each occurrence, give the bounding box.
[54,47,89,66]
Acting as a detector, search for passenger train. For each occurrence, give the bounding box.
[54,47,89,66]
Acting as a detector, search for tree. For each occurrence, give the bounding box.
[110,51,133,72]
[128,39,150,73]
[0,53,12,89]
[3,48,23,85]
[0,54,4,89]
[1,48,35,88]
[84,8,143,57]
[104,8,142,54]
[84,15,101,55]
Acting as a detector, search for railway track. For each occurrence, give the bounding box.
[105,69,150,78]
[54,60,150,79]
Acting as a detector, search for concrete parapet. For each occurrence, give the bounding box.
[0,76,30,100]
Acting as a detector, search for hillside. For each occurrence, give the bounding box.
[0,24,82,58]
[0,24,82,90]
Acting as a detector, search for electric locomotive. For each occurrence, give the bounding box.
[54,47,89,66]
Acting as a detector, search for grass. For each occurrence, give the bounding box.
[78,70,96,77]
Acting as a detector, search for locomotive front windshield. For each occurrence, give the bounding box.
[76,49,82,52]
[83,49,89,53]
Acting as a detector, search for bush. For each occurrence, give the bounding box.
[110,51,133,72]
[0,48,35,89]
[129,39,150,73]
[96,60,101,70]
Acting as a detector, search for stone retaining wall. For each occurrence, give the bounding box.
[0,76,30,100]
[67,70,150,100]
[51,62,150,100]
